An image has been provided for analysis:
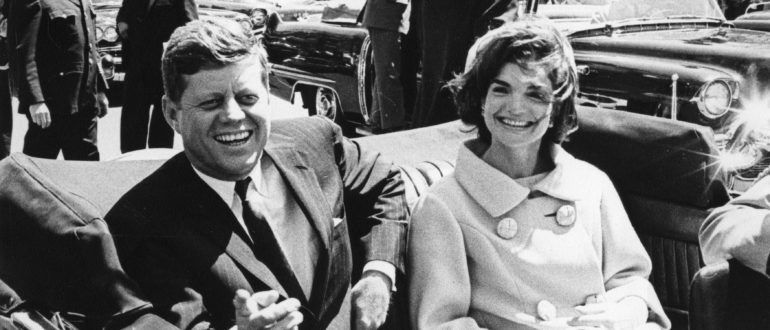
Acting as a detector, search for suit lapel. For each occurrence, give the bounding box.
[264,146,333,315]
[174,155,288,298]
[264,147,332,251]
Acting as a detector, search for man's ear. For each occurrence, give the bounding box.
[162,95,181,133]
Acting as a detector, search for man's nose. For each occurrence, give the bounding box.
[222,98,246,121]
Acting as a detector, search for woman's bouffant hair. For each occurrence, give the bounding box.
[447,19,579,145]
[161,18,268,103]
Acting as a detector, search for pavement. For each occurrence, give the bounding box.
[9,93,309,160]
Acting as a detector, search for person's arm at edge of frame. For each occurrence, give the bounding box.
[700,175,770,277]
[325,116,409,329]
[8,0,49,128]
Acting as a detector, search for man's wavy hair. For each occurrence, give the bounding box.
[161,18,268,103]
[447,19,579,145]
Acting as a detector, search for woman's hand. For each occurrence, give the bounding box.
[568,296,649,329]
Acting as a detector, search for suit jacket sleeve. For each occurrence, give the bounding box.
[108,202,213,330]
[327,117,409,274]
[8,0,45,105]
[700,176,770,275]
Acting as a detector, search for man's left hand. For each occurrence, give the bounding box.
[351,271,392,330]
[97,91,109,118]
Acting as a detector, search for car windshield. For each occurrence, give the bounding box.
[536,0,725,24]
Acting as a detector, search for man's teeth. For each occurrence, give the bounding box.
[215,131,251,143]
[499,118,531,127]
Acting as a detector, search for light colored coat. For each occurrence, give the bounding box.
[408,140,670,329]
[700,175,770,275]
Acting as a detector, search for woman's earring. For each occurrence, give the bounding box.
[548,120,554,128]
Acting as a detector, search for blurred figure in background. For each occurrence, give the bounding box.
[412,0,517,128]
[117,0,197,152]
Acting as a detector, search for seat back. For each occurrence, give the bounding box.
[690,259,770,330]
[0,154,169,328]
[563,107,730,329]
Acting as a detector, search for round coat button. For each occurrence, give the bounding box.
[537,300,557,321]
[556,205,576,227]
[496,217,518,240]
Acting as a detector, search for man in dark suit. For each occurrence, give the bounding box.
[412,0,514,128]
[106,19,408,330]
[7,0,108,160]
[116,0,197,152]
[361,0,408,132]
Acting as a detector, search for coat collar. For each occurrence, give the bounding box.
[455,140,590,217]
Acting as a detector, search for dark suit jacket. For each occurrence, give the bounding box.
[361,0,407,31]
[106,116,409,330]
[7,0,106,115]
[116,0,197,64]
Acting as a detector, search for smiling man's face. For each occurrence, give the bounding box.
[163,56,270,181]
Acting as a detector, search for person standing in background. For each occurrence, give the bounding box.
[7,0,108,160]
[361,0,410,133]
[412,0,516,128]
[117,0,197,152]
[0,0,11,160]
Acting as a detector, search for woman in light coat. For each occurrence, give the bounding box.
[407,20,671,330]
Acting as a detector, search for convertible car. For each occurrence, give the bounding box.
[0,108,767,330]
[263,0,770,194]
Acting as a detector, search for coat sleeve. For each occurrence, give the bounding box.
[8,0,45,105]
[597,172,671,329]
[329,118,409,274]
[700,176,770,275]
[107,202,213,330]
[408,193,487,330]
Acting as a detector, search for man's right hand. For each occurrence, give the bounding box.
[117,22,129,39]
[233,289,304,330]
[29,102,51,129]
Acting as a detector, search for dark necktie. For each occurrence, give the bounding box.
[234,178,308,305]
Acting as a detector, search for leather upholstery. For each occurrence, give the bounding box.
[690,259,770,330]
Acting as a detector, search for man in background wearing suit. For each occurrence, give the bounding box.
[7,0,108,160]
[106,19,408,330]
[412,0,514,128]
[361,0,409,132]
[116,0,197,152]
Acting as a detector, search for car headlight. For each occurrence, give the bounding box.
[251,10,267,28]
[239,19,252,31]
[103,26,119,42]
[96,27,104,41]
[697,80,732,119]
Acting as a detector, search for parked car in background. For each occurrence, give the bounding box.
[732,1,770,32]
[263,0,372,134]
[524,0,770,194]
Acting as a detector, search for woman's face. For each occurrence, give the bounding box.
[482,62,554,149]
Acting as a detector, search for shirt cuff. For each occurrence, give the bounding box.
[363,260,397,291]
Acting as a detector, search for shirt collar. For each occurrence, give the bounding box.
[454,140,587,218]
[191,157,265,208]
